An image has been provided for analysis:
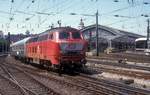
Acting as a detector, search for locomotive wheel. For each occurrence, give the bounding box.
[58,64,62,76]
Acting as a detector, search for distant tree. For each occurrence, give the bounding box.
[0,39,9,52]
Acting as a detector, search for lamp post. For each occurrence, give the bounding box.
[141,14,150,49]
[96,10,99,56]
[147,19,150,49]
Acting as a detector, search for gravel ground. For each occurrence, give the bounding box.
[92,72,150,91]
[29,72,94,95]
[3,55,150,95]
[127,61,150,68]
[86,62,150,91]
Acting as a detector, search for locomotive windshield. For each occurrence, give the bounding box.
[72,32,81,39]
[59,31,81,39]
[59,32,70,39]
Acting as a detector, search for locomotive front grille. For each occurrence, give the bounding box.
[60,43,83,51]
[61,51,81,56]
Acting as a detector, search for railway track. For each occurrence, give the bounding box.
[0,57,60,95]
[25,69,126,95]
[87,53,150,63]
[86,62,150,80]
[2,56,110,95]
[87,58,150,71]
[4,61,122,95]
[28,68,150,95]
[0,57,32,95]
[16,62,149,95]
[4,56,126,95]
[78,74,150,95]
[1,55,150,95]
[0,74,27,95]
[0,65,38,95]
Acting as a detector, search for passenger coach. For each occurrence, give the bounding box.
[135,37,150,55]
[10,37,30,60]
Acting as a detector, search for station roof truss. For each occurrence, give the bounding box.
[80,24,144,43]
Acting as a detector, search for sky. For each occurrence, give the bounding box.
[0,0,150,36]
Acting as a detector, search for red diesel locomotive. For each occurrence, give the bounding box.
[24,27,87,71]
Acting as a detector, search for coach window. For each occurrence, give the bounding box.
[59,32,70,39]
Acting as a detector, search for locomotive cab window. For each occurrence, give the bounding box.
[49,33,53,40]
[59,32,70,39]
[72,32,81,39]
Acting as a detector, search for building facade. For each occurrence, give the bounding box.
[81,24,143,53]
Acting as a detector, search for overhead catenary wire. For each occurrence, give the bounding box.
[0,0,149,35]
[38,0,77,26]
[24,0,146,31]
[6,0,25,29]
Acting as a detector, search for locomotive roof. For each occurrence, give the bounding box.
[10,37,31,47]
[38,27,79,36]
